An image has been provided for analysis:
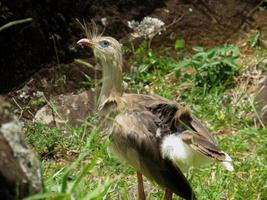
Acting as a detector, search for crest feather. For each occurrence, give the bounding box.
[76,19,104,40]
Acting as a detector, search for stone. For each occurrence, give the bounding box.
[255,75,267,124]
[257,58,267,70]
[0,96,43,199]
[260,39,267,49]
[34,90,95,127]
[255,76,267,109]
[261,105,267,124]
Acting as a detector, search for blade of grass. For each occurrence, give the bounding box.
[75,59,95,69]
[248,96,266,128]
[0,18,32,32]
[69,141,109,193]
[81,180,113,200]
[60,129,103,192]
[24,192,69,200]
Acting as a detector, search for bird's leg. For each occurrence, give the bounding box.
[163,189,173,200]
[137,172,146,200]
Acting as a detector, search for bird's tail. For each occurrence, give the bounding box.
[221,152,234,171]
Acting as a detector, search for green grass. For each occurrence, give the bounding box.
[23,41,267,200]
[190,128,267,200]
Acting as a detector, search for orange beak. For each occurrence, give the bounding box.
[77,38,92,47]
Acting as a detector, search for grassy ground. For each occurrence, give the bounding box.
[24,39,267,200]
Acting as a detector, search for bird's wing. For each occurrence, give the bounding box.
[179,130,226,161]
[124,93,231,161]
[111,110,196,200]
[148,101,216,143]
[148,100,232,165]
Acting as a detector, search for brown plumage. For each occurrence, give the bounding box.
[77,27,233,200]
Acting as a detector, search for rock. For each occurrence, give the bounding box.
[0,96,43,199]
[257,58,267,70]
[260,38,267,49]
[261,105,267,123]
[34,90,95,127]
[255,76,267,109]
[255,75,267,124]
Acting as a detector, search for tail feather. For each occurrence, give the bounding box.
[221,152,234,171]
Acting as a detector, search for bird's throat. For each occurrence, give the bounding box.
[98,58,123,109]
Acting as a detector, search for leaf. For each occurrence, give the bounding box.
[198,63,209,72]
[59,131,100,193]
[192,46,204,52]
[175,69,181,78]
[222,58,237,69]
[137,64,150,73]
[209,61,221,66]
[0,18,33,32]
[231,46,240,58]
[249,30,260,48]
[24,193,70,200]
[81,180,113,200]
[175,60,191,68]
[175,39,185,50]
[74,59,95,69]
[207,47,218,58]
[69,142,109,193]
[192,52,207,62]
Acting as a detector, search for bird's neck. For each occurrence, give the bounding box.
[98,57,123,109]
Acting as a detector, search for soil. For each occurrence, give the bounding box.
[1,0,267,119]
[152,0,257,47]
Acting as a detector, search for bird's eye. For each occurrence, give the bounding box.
[99,40,110,48]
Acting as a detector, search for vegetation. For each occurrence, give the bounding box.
[176,45,240,90]
[23,38,267,200]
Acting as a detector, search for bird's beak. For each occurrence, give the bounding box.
[77,38,92,48]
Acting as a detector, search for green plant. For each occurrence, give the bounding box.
[75,59,98,89]
[175,39,185,50]
[249,30,260,48]
[29,96,46,107]
[125,42,177,93]
[24,123,64,157]
[0,17,32,32]
[25,129,115,200]
[176,45,240,90]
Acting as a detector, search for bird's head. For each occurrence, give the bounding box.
[77,34,122,68]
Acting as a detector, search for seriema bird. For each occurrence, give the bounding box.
[77,27,233,200]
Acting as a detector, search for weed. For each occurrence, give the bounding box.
[29,96,46,107]
[174,39,185,50]
[25,128,115,200]
[249,30,261,48]
[176,45,240,90]
[55,74,67,86]
[125,42,177,94]
[0,17,32,32]
[24,123,64,157]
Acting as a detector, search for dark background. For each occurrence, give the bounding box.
[0,0,164,92]
[0,0,263,93]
